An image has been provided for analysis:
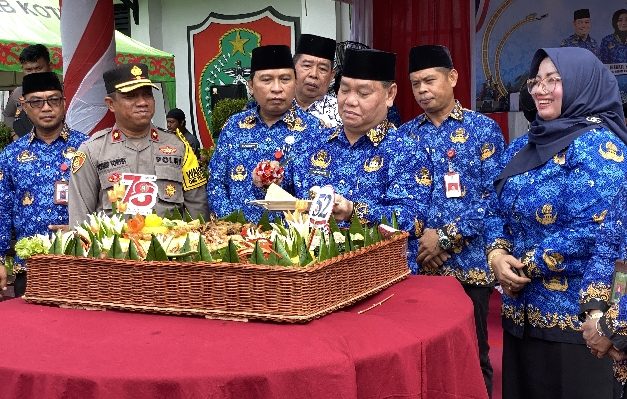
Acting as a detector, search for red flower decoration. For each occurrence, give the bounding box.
[253,160,285,187]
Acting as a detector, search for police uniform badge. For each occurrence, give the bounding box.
[165,184,176,198]
[159,145,177,155]
[363,155,383,172]
[231,165,247,181]
[71,151,88,174]
[310,150,331,176]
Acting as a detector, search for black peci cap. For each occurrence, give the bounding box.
[295,34,336,63]
[574,9,590,20]
[250,45,294,74]
[22,72,62,95]
[342,49,396,81]
[409,45,454,73]
[166,108,185,122]
[103,63,159,94]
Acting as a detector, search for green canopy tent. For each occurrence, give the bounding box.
[0,2,176,108]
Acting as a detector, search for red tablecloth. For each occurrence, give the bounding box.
[0,276,487,399]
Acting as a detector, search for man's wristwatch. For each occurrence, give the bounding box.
[437,228,453,251]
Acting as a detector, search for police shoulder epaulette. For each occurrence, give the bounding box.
[90,127,113,140]
[155,126,171,134]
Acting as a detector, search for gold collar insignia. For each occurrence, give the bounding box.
[366,120,393,147]
[283,105,306,132]
[238,114,257,129]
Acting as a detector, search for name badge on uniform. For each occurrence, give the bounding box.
[240,143,258,150]
[444,172,462,198]
[54,180,69,205]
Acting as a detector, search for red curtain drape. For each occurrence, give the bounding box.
[373,0,471,124]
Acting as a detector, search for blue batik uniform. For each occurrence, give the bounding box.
[207,104,324,222]
[0,125,88,270]
[285,120,430,269]
[398,101,505,282]
[485,127,627,343]
[584,180,627,383]
[560,34,599,56]
[600,34,627,64]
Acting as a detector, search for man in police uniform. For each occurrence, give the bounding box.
[0,72,87,296]
[286,48,429,241]
[68,63,209,226]
[207,45,324,222]
[2,44,53,139]
[294,34,341,127]
[560,9,599,56]
[397,45,505,397]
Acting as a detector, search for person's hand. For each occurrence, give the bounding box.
[252,160,284,188]
[608,347,627,362]
[0,263,7,292]
[417,228,448,266]
[48,224,70,232]
[423,251,451,270]
[332,194,353,222]
[582,317,613,358]
[490,250,531,297]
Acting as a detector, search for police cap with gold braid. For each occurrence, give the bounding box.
[103,63,159,94]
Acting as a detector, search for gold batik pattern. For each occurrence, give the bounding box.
[580,282,611,305]
[526,304,581,331]
[442,266,494,286]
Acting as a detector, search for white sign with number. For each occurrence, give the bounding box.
[121,173,159,215]
[309,185,335,228]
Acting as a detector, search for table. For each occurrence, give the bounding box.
[0,276,487,399]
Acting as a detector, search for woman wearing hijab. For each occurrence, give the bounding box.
[600,9,627,64]
[485,47,627,399]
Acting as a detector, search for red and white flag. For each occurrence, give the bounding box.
[60,0,116,134]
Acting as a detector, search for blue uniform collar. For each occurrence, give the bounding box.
[417,100,464,126]
[328,119,393,147]
[27,123,70,145]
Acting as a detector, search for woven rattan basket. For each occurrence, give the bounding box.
[23,232,409,323]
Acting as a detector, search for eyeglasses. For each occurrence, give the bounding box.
[24,96,64,108]
[526,76,562,94]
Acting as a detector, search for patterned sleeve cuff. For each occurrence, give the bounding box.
[485,238,513,256]
[521,248,541,278]
[352,201,370,224]
[601,305,627,342]
[580,282,611,309]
